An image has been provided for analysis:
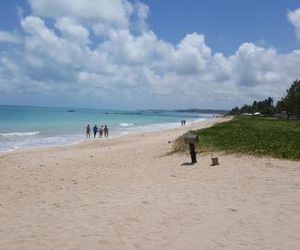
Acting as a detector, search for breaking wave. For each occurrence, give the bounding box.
[0,131,40,137]
[119,123,135,127]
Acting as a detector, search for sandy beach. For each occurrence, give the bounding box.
[0,117,300,250]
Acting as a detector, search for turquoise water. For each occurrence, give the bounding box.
[0,105,216,151]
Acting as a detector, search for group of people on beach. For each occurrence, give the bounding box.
[86,124,109,138]
[181,120,186,126]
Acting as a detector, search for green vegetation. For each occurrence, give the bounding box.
[276,80,300,117]
[230,97,274,116]
[174,116,300,160]
[187,79,300,160]
[230,80,300,117]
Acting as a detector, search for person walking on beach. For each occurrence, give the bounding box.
[86,124,91,138]
[104,125,109,138]
[93,124,98,138]
[99,125,104,138]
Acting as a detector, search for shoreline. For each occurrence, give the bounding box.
[1,115,300,249]
[0,105,219,153]
[0,116,224,156]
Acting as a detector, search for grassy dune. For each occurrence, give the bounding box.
[175,116,300,160]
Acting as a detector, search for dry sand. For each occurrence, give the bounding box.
[0,117,300,250]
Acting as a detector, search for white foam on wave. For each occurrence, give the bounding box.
[0,116,214,152]
[0,133,85,152]
[193,118,206,122]
[123,121,179,134]
[0,131,39,137]
[119,123,134,127]
[119,117,213,135]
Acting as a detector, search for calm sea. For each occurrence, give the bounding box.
[0,105,217,152]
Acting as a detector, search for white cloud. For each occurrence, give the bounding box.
[288,8,300,40]
[162,33,212,75]
[28,0,133,27]
[0,31,21,44]
[135,2,149,32]
[55,17,91,45]
[21,16,88,65]
[0,1,300,109]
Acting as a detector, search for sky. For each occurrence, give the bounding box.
[0,0,300,109]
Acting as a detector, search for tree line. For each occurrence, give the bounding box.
[229,80,300,118]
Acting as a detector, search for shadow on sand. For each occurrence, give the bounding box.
[181,162,196,166]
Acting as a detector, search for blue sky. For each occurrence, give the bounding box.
[143,0,299,54]
[1,0,299,54]
[0,0,300,109]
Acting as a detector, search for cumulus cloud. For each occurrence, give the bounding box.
[288,8,300,40]
[163,33,212,75]
[0,1,300,108]
[134,2,149,32]
[55,17,91,45]
[0,31,21,44]
[28,0,133,27]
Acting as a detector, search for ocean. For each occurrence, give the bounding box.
[0,105,219,152]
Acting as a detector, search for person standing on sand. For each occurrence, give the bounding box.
[86,124,91,138]
[93,124,98,138]
[99,125,104,138]
[104,125,109,138]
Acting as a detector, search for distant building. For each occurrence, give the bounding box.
[274,111,288,119]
